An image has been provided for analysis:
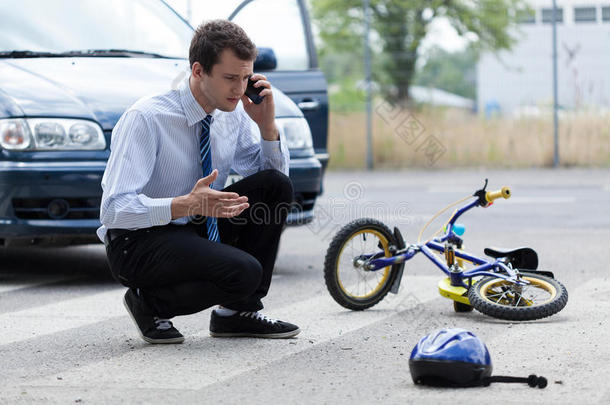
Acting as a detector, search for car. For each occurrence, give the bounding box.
[0,0,328,247]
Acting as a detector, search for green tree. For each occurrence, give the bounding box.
[414,45,478,100]
[311,0,528,106]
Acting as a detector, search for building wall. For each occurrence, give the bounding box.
[477,1,610,116]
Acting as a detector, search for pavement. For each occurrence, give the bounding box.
[0,168,608,404]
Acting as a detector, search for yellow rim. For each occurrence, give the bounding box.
[335,229,391,300]
[480,276,557,307]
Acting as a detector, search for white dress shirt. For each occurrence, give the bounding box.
[97,78,290,242]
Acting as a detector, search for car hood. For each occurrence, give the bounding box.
[0,58,302,131]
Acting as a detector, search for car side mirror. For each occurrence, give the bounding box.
[254,47,277,71]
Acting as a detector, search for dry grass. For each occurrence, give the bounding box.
[327,106,610,169]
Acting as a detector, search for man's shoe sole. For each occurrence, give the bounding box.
[209,328,300,339]
[123,295,185,344]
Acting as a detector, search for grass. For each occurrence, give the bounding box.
[326,105,610,169]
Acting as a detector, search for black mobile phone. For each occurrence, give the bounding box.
[245,77,265,104]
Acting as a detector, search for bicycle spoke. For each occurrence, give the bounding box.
[515,292,523,307]
[495,290,509,303]
[482,279,554,307]
[336,230,392,299]
[364,277,370,291]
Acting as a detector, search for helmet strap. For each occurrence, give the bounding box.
[460,374,548,389]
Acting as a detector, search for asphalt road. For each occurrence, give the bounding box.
[1,169,608,404]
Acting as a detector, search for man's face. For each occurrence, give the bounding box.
[196,49,254,112]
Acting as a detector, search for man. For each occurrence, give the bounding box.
[98,20,299,344]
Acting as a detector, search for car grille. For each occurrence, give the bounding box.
[12,197,101,220]
[11,193,315,221]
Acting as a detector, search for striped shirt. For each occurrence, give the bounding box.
[96,78,290,242]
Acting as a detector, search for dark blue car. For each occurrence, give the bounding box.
[0,0,328,247]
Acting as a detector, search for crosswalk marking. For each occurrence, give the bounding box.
[0,289,125,345]
[3,273,601,402]
[477,278,608,404]
[11,276,441,391]
[0,276,77,294]
[509,196,575,204]
[425,186,578,204]
[426,186,472,193]
[0,283,41,294]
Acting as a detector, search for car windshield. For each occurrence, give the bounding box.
[0,0,193,58]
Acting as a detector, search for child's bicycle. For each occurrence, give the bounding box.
[323,180,568,321]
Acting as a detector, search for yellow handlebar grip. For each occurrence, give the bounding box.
[485,186,511,203]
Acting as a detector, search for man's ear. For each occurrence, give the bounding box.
[191,62,204,80]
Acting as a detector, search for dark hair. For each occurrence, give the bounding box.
[189,19,257,72]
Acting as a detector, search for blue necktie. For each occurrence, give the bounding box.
[199,115,219,242]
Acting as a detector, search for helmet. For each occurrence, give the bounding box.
[409,328,492,386]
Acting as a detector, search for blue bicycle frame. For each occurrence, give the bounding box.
[361,197,528,289]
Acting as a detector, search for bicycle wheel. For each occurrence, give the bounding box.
[453,301,474,312]
[324,218,401,310]
[468,272,568,321]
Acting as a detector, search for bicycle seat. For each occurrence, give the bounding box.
[483,247,538,270]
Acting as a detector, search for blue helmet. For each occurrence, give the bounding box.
[409,328,492,386]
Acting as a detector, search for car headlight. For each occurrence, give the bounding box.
[276,117,313,150]
[0,118,106,151]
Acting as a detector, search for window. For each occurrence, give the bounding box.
[231,0,310,71]
[603,6,610,22]
[574,6,597,23]
[0,0,193,58]
[542,8,563,23]
[517,9,536,24]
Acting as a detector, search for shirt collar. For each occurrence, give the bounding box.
[179,76,222,127]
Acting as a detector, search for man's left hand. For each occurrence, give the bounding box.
[241,73,279,141]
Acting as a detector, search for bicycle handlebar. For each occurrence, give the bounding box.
[424,183,511,243]
[485,187,511,203]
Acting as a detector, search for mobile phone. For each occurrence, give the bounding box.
[245,77,265,104]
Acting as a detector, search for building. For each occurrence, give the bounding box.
[477,0,610,116]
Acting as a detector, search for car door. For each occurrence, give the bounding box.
[228,0,329,176]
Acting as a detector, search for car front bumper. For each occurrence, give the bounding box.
[0,157,321,246]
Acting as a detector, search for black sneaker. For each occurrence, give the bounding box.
[123,289,184,344]
[209,310,300,339]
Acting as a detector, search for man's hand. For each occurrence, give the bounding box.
[171,170,249,220]
[241,73,279,141]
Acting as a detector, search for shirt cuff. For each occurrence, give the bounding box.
[261,138,282,157]
[137,194,173,226]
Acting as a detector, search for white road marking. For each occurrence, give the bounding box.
[426,186,472,193]
[426,186,577,204]
[0,289,125,345]
[0,283,39,294]
[479,278,610,403]
[15,276,441,391]
[3,276,606,403]
[0,276,78,294]
[509,197,575,204]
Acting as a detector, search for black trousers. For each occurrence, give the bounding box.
[105,169,293,318]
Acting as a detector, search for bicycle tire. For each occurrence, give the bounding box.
[468,272,568,321]
[324,218,402,310]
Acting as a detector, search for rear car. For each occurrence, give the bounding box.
[0,0,327,247]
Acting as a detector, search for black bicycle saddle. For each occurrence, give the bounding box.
[483,247,538,270]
